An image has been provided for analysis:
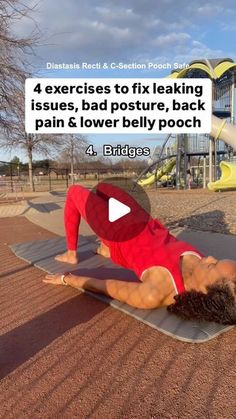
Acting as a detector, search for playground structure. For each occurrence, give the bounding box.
[208,160,236,191]
[138,157,176,187]
[137,58,236,190]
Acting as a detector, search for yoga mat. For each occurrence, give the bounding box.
[10,237,234,343]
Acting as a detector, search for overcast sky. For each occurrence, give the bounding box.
[3,0,236,162]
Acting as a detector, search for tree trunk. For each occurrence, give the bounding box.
[27,135,35,192]
[70,141,74,185]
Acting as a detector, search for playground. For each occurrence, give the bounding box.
[137,59,236,191]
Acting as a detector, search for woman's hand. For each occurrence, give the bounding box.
[43,273,64,286]
[43,273,82,288]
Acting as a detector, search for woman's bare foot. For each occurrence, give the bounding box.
[55,250,79,264]
[96,243,110,258]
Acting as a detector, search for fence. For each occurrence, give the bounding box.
[0,180,25,203]
[0,161,142,192]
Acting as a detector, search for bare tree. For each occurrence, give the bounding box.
[0,1,37,133]
[0,80,63,190]
[24,133,64,191]
[0,1,38,189]
[0,1,65,191]
[58,134,88,184]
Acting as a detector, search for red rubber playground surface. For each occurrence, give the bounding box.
[0,217,235,418]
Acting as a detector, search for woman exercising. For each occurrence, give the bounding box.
[43,183,236,325]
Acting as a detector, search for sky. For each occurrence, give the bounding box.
[2,0,236,162]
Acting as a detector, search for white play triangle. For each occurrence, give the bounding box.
[108,197,131,222]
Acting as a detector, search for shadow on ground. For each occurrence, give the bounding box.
[50,191,66,197]
[166,209,231,235]
[0,294,107,379]
[27,201,61,213]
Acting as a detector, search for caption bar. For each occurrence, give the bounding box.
[25,78,212,134]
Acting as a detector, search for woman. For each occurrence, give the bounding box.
[43,183,236,325]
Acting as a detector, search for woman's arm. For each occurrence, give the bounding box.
[43,273,164,309]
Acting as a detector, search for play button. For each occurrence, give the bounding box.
[108,198,131,222]
[85,177,151,242]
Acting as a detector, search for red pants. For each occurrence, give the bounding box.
[64,183,147,250]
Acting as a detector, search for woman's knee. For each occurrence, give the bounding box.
[67,184,86,199]
[67,185,79,195]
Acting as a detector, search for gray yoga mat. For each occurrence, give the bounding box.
[10,237,234,343]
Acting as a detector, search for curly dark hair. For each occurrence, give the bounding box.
[167,278,236,325]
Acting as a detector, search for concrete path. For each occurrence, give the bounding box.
[24,192,94,236]
[17,192,236,261]
[0,192,92,236]
[1,190,236,260]
[0,204,27,217]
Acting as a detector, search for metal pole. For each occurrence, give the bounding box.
[203,156,206,188]
[215,141,218,180]
[231,72,235,125]
[183,134,188,189]
[66,169,69,188]
[49,170,51,191]
[70,139,74,185]
[212,139,217,181]
[10,164,13,192]
[209,139,213,183]
[176,135,182,190]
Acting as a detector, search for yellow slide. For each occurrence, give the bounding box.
[138,158,176,186]
[208,161,236,191]
[137,115,236,189]
[211,115,236,150]
[208,116,236,191]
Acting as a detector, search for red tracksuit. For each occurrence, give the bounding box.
[64,184,203,294]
